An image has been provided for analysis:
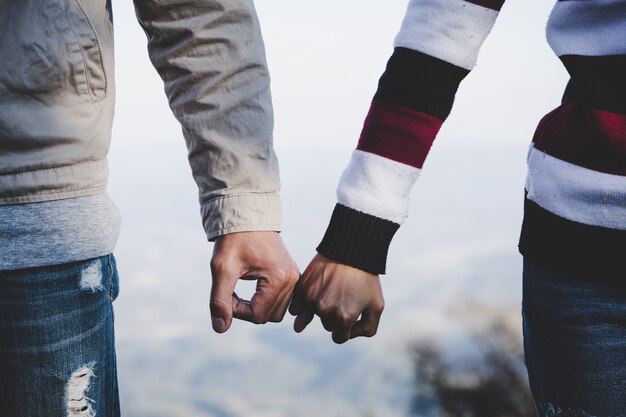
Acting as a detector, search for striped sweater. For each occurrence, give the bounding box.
[317,0,626,277]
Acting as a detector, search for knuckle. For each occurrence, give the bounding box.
[269,316,283,323]
[336,310,353,325]
[209,298,228,313]
[253,313,270,325]
[288,274,299,287]
[271,310,287,323]
[210,256,229,275]
[273,267,289,281]
[276,265,300,285]
[317,299,335,315]
[317,305,334,318]
[289,266,301,281]
[364,324,378,337]
[302,288,317,304]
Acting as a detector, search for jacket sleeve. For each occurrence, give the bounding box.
[133,0,281,240]
[316,0,506,274]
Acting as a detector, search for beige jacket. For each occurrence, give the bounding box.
[0,0,281,239]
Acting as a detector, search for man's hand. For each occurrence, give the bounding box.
[209,231,299,333]
[289,254,385,344]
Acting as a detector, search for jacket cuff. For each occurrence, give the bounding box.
[201,193,281,241]
[317,204,399,275]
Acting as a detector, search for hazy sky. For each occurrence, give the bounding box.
[111,1,567,151]
[109,0,569,274]
[108,0,571,364]
[109,0,569,317]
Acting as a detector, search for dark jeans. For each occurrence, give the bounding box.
[0,255,121,417]
[523,259,626,417]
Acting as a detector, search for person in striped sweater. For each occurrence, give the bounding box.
[289,0,626,413]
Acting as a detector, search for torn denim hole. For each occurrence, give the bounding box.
[80,261,104,292]
[66,363,96,417]
[538,402,596,417]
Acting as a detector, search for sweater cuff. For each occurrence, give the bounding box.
[201,193,281,241]
[317,204,399,275]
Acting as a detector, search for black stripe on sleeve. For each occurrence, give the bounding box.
[561,78,576,103]
[317,204,400,275]
[519,196,626,282]
[374,47,470,121]
[560,54,626,115]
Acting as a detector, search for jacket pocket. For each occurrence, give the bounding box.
[56,0,108,101]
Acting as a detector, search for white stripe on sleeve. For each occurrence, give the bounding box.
[337,150,421,224]
[394,0,500,70]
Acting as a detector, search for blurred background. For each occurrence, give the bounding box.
[108,1,568,416]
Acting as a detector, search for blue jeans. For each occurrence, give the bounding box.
[523,259,626,417]
[0,255,121,417]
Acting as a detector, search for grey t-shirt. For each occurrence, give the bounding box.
[0,193,121,270]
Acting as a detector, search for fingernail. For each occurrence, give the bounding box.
[212,316,226,332]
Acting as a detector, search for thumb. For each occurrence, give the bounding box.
[209,266,239,333]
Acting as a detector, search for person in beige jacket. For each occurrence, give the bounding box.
[0,1,299,415]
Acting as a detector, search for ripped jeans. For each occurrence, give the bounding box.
[523,259,626,417]
[0,255,121,417]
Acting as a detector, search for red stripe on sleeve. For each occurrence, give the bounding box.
[357,100,443,169]
[532,100,626,175]
[464,0,505,11]
[595,109,626,154]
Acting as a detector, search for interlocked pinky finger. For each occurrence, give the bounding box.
[294,307,315,333]
[269,286,294,323]
[332,323,354,344]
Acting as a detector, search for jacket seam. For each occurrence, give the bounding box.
[0,185,106,204]
[74,0,108,102]
[209,224,281,239]
[200,192,279,207]
[0,159,106,177]
[214,223,281,232]
[56,0,107,103]
[57,1,92,101]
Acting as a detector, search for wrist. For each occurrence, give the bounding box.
[317,204,399,275]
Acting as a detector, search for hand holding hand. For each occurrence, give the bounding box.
[209,231,299,333]
[289,254,384,344]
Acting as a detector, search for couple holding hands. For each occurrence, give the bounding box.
[1,0,625,416]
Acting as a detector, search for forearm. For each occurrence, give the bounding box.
[134,0,280,239]
[318,0,506,274]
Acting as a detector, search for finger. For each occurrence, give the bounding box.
[350,309,382,339]
[209,267,239,334]
[320,314,337,332]
[233,281,277,324]
[332,316,356,345]
[288,280,307,316]
[294,307,315,333]
[232,291,253,317]
[233,296,255,323]
[269,283,296,323]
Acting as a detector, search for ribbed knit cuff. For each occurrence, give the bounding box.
[317,204,400,275]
